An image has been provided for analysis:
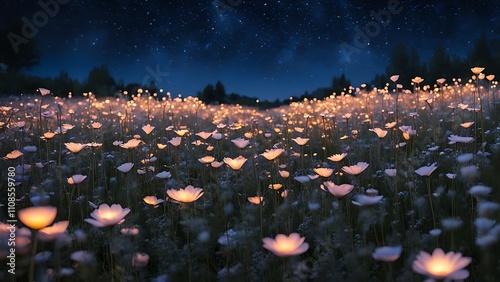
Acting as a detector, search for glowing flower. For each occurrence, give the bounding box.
[260,148,285,161]
[415,163,437,176]
[231,138,250,149]
[68,174,87,185]
[412,76,424,84]
[65,142,87,153]
[85,204,130,227]
[5,150,23,159]
[142,124,155,135]
[168,137,182,146]
[90,122,102,129]
[262,233,309,257]
[223,156,247,170]
[385,121,397,129]
[369,128,388,138]
[268,183,283,190]
[174,129,189,137]
[143,196,165,206]
[323,181,354,197]
[460,122,474,129]
[211,161,224,168]
[372,246,402,262]
[117,162,134,173]
[199,156,215,164]
[279,170,290,178]
[471,67,485,75]
[436,78,446,84]
[412,248,471,281]
[38,221,69,242]
[131,252,149,268]
[196,131,212,140]
[342,162,369,175]
[390,75,399,82]
[247,196,264,205]
[292,137,310,146]
[313,168,334,178]
[18,206,57,230]
[327,153,347,162]
[157,143,167,150]
[38,87,51,96]
[120,139,143,149]
[167,185,204,203]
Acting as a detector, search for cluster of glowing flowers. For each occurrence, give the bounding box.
[415,163,438,176]
[313,168,333,178]
[412,248,471,281]
[262,233,309,257]
[120,139,143,149]
[85,204,130,227]
[369,128,388,139]
[342,162,369,175]
[143,196,165,207]
[38,221,69,242]
[231,138,250,149]
[167,185,204,203]
[372,246,402,262]
[260,148,285,161]
[223,156,247,170]
[323,181,354,197]
[18,206,57,230]
[67,174,87,185]
[327,153,347,162]
[65,142,87,153]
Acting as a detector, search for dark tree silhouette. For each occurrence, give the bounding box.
[0,22,40,73]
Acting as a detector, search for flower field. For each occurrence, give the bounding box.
[1,73,500,281]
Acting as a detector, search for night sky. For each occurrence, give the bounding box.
[3,0,500,100]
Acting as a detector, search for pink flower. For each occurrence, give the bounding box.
[412,248,471,281]
[262,233,309,257]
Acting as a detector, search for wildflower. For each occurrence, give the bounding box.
[224,156,247,170]
[131,253,149,268]
[384,169,397,177]
[196,131,212,140]
[38,221,69,242]
[372,246,402,262]
[168,137,182,146]
[292,137,310,146]
[167,185,204,203]
[261,148,285,160]
[279,170,290,178]
[342,162,369,175]
[231,138,250,149]
[211,161,224,168]
[23,145,37,153]
[294,175,310,183]
[19,206,57,230]
[65,142,87,153]
[5,150,23,160]
[174,129,189,137]
[90,122,102,129]
[262,233,309,257]
[468,185,492,199]
[117,162,134,173]
[85,204,130,227]
[247,196,264,205]
[142,124,155,135]
[199,156,215,164]
[323,181,354,197]
[471,67,485,75]
[415,163,437,176]
[313,168,333,178]
[448,135,473,144]
[38,87,51,96]
[120,139,143,149]
[369,128,388,138]
[67,174,87,185]
[412,248,471,281]
[143,196,165,206]
[327,153,347,162]
[390,75,399,82]
[155,171,171,179]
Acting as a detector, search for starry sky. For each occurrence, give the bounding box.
[3,0,500,100]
